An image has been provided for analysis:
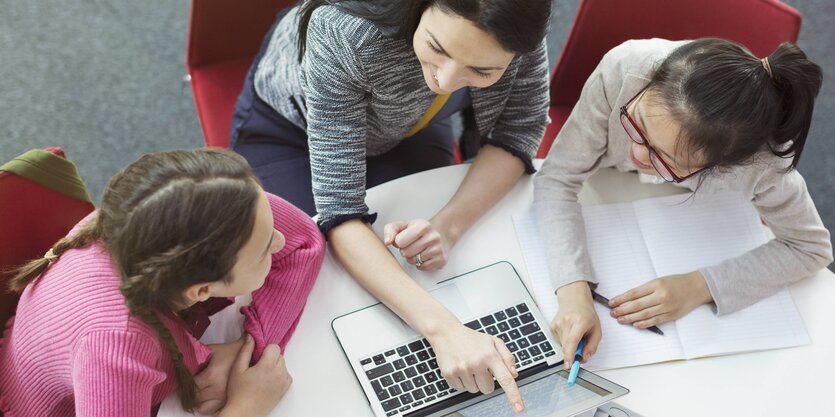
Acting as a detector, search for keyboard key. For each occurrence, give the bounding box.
[522,360,532,366]
[417,363,429,373]
[393,371,406,382]
[429,359,437,368]
[518,350,531,361]
[480,315,496,326]
[385,349,396,357]
[380,398,402,411]
[517,303,530,313]
[545,351,557,357]
[386,411,398,416]
[426,395,436,402]
[374,354,386,365]
[533,355,543,362]
[509,318,521,328]
[425,371,438,383]
[465,320,481,330]
[366,363,394,380]
[528,332,547,345]
[394,359,406,370]
[389,385,403,396]
[425,384,438,395]
[361,358,372,366]
[409,341,424,353]
[509,329,522,340]
[520,313,535,324]
[505,306,519,317]
[520,322,540,336]
[541,341,553,352]
[507,342,519,352]
[412,388,426,400]
[495,311,507,321]
[497,322,510,332]
[485,325,498,335]
[399,393,413,405]
[397,346,410,357]
[438,390,449,398]
[413,375,426,387]
[399,405,411,412]
[428,347,435,357]
[413,400,424,407]
[437,380,450,391]
[529,345,542,356]
[518,338,530,349]
[381,375,394,387]
[423,339,432,348]
[372,379,388,400]
[405,367,418,378]
[498,333,510,343]
[401,380,414,391]
[417,350,430,361]
[405,355,418,365]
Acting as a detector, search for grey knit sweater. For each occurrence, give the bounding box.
[254,5,550,230]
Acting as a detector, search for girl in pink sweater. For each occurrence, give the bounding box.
[0,149,326,417]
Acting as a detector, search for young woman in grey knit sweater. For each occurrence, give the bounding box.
[534,38,832,371]
[230,0,552,411]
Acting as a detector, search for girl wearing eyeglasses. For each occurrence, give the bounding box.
[534,38,832,368]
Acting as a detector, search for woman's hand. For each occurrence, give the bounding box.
[193,337,245,415]
[427,322,525,413]
[384,219,452,271]
[609,271,713,329]
[219,335,292,417]
[551,281,601,369]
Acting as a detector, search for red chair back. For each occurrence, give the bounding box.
[538,0,801,157]
[186,0,297,148]
[0,148,95,327]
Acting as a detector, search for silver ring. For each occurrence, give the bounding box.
[415,252,423,268]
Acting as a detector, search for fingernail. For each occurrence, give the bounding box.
[514,402,524,412]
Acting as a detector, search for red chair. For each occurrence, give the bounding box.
[538,0,801,158]
[0,148,95,328]
[186,0,297,148]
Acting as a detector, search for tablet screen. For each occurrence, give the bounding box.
[440,369,611,417]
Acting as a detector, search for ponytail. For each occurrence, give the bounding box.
[765,42,823,170]
[7,220,100,293]
[647,38,822,172]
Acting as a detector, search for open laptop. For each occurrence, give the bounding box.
[333,262,629,417]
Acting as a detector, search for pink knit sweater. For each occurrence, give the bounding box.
[0,193,326,417]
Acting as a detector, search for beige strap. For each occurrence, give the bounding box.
[405,94,451,137]
[44,248,58,263]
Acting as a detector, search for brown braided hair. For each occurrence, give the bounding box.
[8,148,262,411]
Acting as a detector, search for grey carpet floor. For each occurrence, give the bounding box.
[1,0,833,269]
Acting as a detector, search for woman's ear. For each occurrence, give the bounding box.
[181,282,215,307]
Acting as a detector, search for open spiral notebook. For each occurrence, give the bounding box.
[513,192,810,371]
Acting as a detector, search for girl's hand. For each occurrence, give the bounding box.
[193,337,245,415]
[427,323,525,413]
[609,271,713,329]
[384,219,452,271]
[220,335,292,417]
[550,282,601,369]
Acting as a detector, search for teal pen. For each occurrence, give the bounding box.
[567,338,585,387]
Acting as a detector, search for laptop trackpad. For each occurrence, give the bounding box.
[430,283,473,320]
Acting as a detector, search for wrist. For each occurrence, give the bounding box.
[419,311,461,342]
[689,271,713,305]
[430,212,463,248]
[556,281,593,305]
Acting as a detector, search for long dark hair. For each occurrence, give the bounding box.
[9,148,262,412]
[647,38,822,172]
[297,0,552,62]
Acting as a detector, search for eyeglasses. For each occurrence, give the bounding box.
[619,88,706,183]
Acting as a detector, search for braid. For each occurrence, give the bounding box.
[7,220,101,293]
[128,301,198,411]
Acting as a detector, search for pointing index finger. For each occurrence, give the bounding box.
[490,358,525,413]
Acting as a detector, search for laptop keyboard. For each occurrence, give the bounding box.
[360,302,557,416]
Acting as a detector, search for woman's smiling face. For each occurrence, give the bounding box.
[412,5,515,95]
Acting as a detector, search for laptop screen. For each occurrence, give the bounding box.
[440,369,611,417]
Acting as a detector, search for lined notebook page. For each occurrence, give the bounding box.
[633,192,810,358]
[514,210,684,371]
